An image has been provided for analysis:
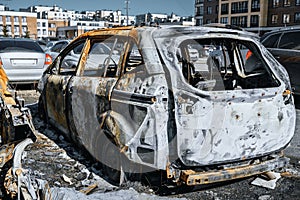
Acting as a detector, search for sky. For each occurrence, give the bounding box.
[2,0,195,16]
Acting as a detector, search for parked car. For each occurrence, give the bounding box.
[36,40,47,51]
[0,38,52,85]
[187,45,199,61]
[44,40,57,51]
[261,26,300,96]
[38,26,295,186]
[46,39,71,60]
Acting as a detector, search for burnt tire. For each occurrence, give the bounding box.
[100,134,123,185]
[38,95,47,122]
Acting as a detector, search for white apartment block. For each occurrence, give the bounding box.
[37,18,48,39]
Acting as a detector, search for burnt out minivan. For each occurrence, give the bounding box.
[38,26,296,186]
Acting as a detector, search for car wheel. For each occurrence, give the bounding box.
[99,132,124,185]
[38,95,47,122]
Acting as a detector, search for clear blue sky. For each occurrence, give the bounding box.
[2,0,195,16]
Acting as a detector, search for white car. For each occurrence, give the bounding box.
[0,38,52,84]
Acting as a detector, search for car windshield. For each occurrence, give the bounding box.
[0,40,44,53]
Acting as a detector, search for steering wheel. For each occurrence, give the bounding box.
[103,56,117,77]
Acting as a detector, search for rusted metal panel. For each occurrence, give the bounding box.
[0,63,36,198]
[179,156,289,186]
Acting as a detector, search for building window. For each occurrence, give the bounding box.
[206,19,212,24]
[231,1,248,14]
[195,0,204,4]
[295,13,300,22]
[251,0,260,12]
[273,0,279,7]
[271,14,278,24]
[231,16,247,27]
[221,3,229,15]
[14,26,20,33]
[14,16,19,23]
[22,17,26,23]
[42,22,46,27]
[22,26,27,33]
[250,15,259,27]
[49,23,56,28]
[283,14,290,24]
[195,6,200,15]
[220,17,228,24]
[6,16,11,22]
[196,18,203,26]
[196,6,202,16]
[296,0,300,5]
[284,0,290,6]
[207,6,212,14]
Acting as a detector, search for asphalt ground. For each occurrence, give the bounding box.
[284,109,300,164]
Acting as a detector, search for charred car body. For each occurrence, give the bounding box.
[0,64,37,198]
[38,26,296,186]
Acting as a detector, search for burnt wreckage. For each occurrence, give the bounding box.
[0,65,37,198]
[37,25,296,186]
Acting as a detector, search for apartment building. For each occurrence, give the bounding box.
[0,5,37,38]
[195,0,204,25]
[136,13,169,26]
[204,0,219,24]
[267,0,300,27]
[218,0,268,28]
[196,0,300,31]
[57,20,106,39]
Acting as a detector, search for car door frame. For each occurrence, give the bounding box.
[66,35,129,157]
[43,38,88,136]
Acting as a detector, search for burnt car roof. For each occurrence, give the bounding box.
[73,25,259,43]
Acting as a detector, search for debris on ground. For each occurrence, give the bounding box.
[251,172,281,189]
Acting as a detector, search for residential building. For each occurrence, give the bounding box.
[37,19,48,39]
[57,20,106,39]
[218,0,268,29]
[196,0,300,33]
[195,0,204,26]
[136,13,169,26]
[135,12,194,26]
[47,19,68,39]
[0,5,37,39]
[119,15,136,26]
[204,0,219,24]
[268,0,300,27]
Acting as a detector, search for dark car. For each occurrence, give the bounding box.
[261,26,300,96]
[38,26,295,186]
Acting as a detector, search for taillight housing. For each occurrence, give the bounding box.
[45,54,52,65]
